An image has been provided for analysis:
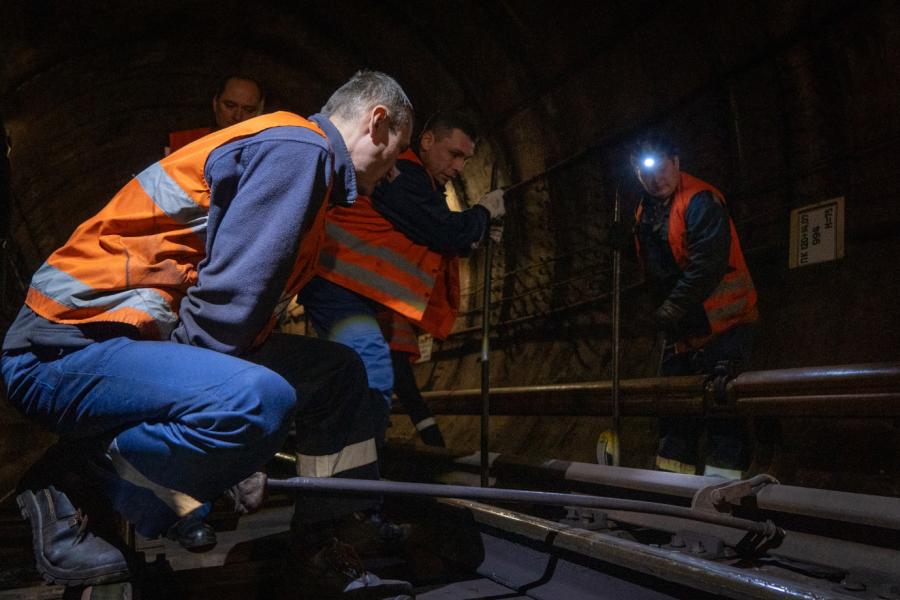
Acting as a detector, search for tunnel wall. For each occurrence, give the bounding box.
[1,0,899,494]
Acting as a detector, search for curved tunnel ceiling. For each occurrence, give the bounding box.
[2,0,899,369]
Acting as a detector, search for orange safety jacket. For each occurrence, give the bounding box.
[635,172,757,346]
[25,112,331,347]
[316,148,460,340]
[168,127,212,154]
[377,310,422,362]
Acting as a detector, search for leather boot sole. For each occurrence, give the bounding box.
[17,491,131,587]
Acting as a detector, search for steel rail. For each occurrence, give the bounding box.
[382,444,900,532]
[452,499,856,600]
[267,476,782,539]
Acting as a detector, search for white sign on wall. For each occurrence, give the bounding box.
[789,197,845,268]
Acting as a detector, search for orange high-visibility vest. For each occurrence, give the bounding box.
[377,310,421,362]
[635,172,757,344]
[316,148,461,340]
[168,127,212,154]
[26,112,332,346]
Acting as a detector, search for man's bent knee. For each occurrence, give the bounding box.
[228,366,297,439]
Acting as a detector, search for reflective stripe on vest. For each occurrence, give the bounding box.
[377,310,421,360]
[316,148,461,339]
[26,112,331,343]
[137,162,209,244]
[635,172,757,339]
[324,222,436,290]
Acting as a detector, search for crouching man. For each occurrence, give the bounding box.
[2,70,415,599]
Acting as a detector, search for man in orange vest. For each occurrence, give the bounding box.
[164,74,267,552]
[3,71,417,598]
[164,75,265,156]
[631,132,759,480]
[298,110,504,449]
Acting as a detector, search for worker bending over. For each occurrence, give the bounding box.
[630,132,758,480]
[3,70,416,599]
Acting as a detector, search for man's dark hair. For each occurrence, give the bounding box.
[421,110,479,145]
[630,131,678,164]
[214,75,266,104]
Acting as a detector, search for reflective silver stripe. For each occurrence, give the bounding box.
[136,163,208,245]
[707,294,749,323]
[296,438,378,477]
[107,439,202,517]
[710,271,749,297]
[30,262,180,338]
[415,417,436,431]
[325,222,435,289]
[319,254,428,314]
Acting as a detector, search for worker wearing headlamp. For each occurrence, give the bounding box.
[631,132,758,480]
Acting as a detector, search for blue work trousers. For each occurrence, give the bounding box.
[297,276,394,409]
[2,332,378,537]
[657,323,754,473]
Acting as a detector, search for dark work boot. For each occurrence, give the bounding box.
[166,511,217,552]
[416,421,445,447]
[335,508,410,556]
[289,535,414,599]
[17,486,130,586]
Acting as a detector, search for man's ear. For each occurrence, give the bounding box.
[256,101,265,116]
[370,106,390,143]
[420,130,434,152]
[672,155,680,171]
[212,96,219,113]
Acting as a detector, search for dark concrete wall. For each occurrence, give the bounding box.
[2,0,900,492]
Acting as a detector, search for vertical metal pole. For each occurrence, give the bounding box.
[611,187,622,467]
[481,166,500,487]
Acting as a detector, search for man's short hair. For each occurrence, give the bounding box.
[421,110,479,144]
[630,131,679,164]
[215,75,266,104]
[321,71,413,132]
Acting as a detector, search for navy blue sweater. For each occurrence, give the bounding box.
[369,148,489,255]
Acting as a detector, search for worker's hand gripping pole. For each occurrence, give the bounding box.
[481,166,501,488]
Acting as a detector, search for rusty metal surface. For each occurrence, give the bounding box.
[413,362,900,417]
[420,376,706,416]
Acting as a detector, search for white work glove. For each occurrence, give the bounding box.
[489,222,504,244]
[471,221,504,250]
[476,188,506,219]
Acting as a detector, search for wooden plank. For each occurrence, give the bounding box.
[0,586,64,600]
